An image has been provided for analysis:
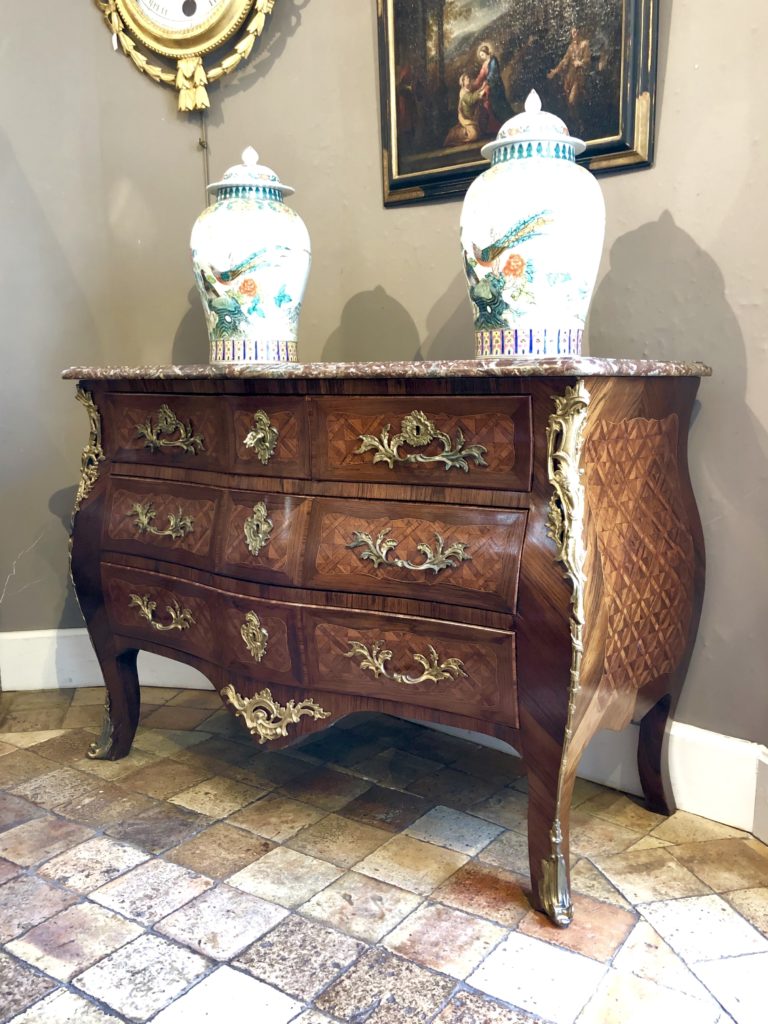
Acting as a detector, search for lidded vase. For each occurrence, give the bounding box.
[460,91,605,357]
[191,147,310,364]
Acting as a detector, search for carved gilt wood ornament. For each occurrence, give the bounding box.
[222,684,331,742]
[94,1,278,112]
[542,379,590,927]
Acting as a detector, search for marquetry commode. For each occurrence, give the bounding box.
[64,357,710,926]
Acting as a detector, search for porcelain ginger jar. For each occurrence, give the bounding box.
[191,147,310,363]
[460,91,605,358]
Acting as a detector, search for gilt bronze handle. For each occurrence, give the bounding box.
[129,593,195,632]
[345,640,467,686]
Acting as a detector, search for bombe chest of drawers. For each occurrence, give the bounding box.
[64,357,709,926]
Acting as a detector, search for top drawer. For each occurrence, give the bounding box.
[310,396,532,491]
[103,394,310,478]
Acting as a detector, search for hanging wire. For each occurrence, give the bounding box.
[198,110,211,206]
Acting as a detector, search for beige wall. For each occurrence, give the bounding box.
[1,2,766,744]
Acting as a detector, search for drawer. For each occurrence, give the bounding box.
[103,480,218,569]
[306,498,526,613]
[219,491,311,587]
[104,395,226,471]
[218,593,304,686]
[304,607,518,727]
[228,397,310,478]
[310,396,532,491]
[102,565,217,661]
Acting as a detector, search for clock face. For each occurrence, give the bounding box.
[133,1,223,33]
[115,0,252,57]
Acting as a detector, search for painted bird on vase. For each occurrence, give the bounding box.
[472,210,552,266]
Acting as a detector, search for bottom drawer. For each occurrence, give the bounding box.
[304,607,518,728]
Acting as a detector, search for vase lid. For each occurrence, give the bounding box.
[207,146,295,196]
[481,90,586,159]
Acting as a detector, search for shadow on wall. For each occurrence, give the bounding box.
[172,287,209,365]
[587,210,768,743]
[420,271,475,361]
[49,487,83,630]
[202,0,313,127]
[322,286,421,362]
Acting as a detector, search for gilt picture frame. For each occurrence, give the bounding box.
[377,0,658,206]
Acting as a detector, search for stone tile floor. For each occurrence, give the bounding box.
[1,686,766,1024]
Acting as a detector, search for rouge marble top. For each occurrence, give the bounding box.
[63,357,711,380]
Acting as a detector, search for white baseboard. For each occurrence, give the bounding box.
[1,628,765,838]
[0,628,210,692]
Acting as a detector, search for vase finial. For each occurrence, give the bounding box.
[242,147,260,165]
[525,90,542,113]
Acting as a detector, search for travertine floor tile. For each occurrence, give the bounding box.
[157,883,288,959]
[239,750,312,785]
[692,951,768,1024]
[91,857,214,925]
[338,784,433,833]
[105,801,211,853]
[278,765,371,811]
[118,757,213,799]
[38,835,149,893]
[576,966,725,1024]
[569,809,644,857]
[468,932,608,1023]
[166,689,223,709]
[384,901,505,978]
[73,933,209,1022]
[163,821,274,878]
[723,886,768,935]
[235,914,364,1000]
[139,686,185,704]
[151,966,302,1024]
[74,746,158,781]
[7,902,143,981]
[301,870,422,942]
[0,707,69,733]
[55,784,156,829]
[471,787,529,830]
[595,846,712,903]
[141,705,217,731]
[132,726,210,758]
[169,775,266,817]
[71,686,111,706]
[315,946,455,1023]
[0,951,56,1021]
[351,748,442,788]
[10,766,104,809]
[570,858,633,909]
[518,892,636,961]
[405,805,503,855]
[432,861,531,927]
[0,791,47,831]
[287,812,390,867]
[355,833,467,895]
[228,845,342,907]
[228,792,326,841]
[612,920,716,1000]
[407,767,501,810]
[0,730,68,748]
[0,817,93,867]
[649,810,748,844]
[61,704,106,730]
[477,828,530,875]
[670,837,768,892]
[434,991,542,1024]
[6,988,123,1022]
[292,1013,337,1024]
[623,834,673,852]
[640,893,768,962]
[0,749,56,787]
[0,876,78,942]
[0,857,22,884]
[578,790,665,834]
[448,747,525,785]
[394,727,479,765]
[26,729,97,764]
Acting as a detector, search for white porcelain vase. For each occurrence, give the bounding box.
[191,147,310,363]
[460,91,605,358]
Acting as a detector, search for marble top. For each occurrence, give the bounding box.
[63,357,712,380]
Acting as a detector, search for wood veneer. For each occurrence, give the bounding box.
[68,365,706,926]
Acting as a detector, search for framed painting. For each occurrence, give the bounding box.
[377,0,658,206]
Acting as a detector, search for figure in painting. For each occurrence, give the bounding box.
[443,73,486,146]
[471,42,512,135]
[548,27,591,107]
